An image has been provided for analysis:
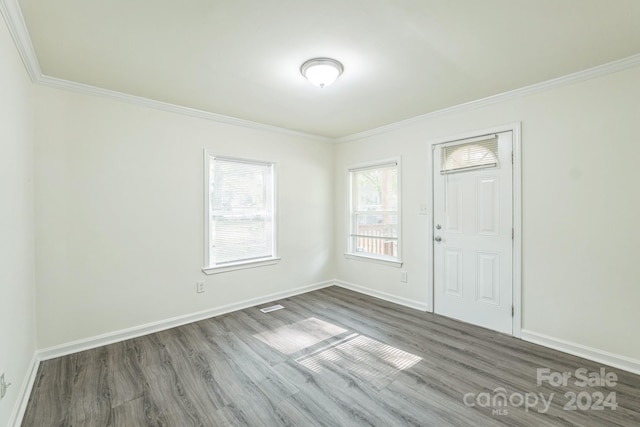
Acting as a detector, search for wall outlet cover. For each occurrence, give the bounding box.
[196,281,205,293]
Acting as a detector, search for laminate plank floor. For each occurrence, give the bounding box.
[22,286,640,426]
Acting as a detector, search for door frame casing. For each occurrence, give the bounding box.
[426,122,522,337]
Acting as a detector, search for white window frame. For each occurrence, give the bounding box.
[345,158,402,268]
[202,151,280,275]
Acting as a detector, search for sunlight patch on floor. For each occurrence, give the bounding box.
[253,317,347,355]
[296,334,422,380]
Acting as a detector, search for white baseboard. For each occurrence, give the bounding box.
[334,279,429,311]
[521,329,640,375]
[37,280,334,361]
[8,354,40,427]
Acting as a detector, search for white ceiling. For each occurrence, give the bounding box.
[17,0,640,138]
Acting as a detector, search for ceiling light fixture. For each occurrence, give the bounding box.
[300,58,344,88]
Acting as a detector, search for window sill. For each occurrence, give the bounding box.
[203,257,281,275]
[343,253,403,268]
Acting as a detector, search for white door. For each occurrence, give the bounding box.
[433,131,513,334]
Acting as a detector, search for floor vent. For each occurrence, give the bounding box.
[260,304,284,313]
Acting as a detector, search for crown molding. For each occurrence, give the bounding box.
[336,53,640,143]
[0,0,40,81]
[37,75,335,143]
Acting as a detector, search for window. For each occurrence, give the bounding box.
[204,154,278,273]
[347,160,401,265]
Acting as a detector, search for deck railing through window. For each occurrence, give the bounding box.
[355,225,397,258]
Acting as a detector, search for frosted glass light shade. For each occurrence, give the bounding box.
[301,58,344,88]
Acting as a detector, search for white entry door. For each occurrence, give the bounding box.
[433,131,513,334]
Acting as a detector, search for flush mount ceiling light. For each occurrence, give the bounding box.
[300,58,344,88]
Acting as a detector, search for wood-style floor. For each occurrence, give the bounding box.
[23,286,640,426]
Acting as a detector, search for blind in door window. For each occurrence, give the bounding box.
[441,138,499,174]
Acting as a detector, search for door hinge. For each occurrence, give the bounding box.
[512,228,514,239]
[511,152,514,164]
[512,306,514,317]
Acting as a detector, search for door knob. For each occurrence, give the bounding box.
[434,236,442,242]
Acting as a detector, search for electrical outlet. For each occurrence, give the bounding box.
[401,271,408,283]
[196,281,205,293]
[0,373,10,400]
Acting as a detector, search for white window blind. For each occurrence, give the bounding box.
[441,137,499,174]
[348,161,400,262]
[208,156,275,267]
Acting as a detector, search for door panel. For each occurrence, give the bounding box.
[477,177,499,235]
[444,248,463,297]
[476,251,500,305]
[433,131,513,334]
[445,178,463,233]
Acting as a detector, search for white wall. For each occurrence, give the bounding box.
[33,64,640,364]
[335,66,640,361]
[34,87,335,348]
[0,12,36,427]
